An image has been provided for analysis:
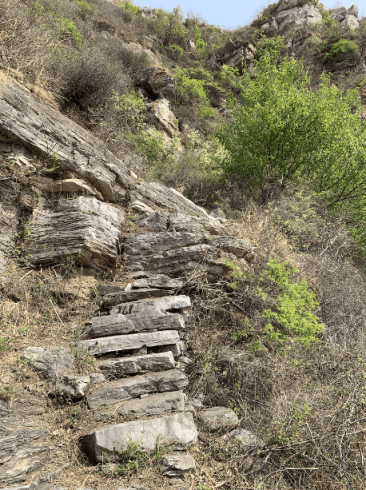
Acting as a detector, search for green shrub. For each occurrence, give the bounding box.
[323,38,358,62]
[75,0,96,18]
[147,7,187,46]
[55,15,83,47]
[257,258,324,348]
[117,0,139,15]
[252,15,267,28]
[111,90,145,128]
[320,9,337,27]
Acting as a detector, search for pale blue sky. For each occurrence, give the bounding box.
[133,0,366,29]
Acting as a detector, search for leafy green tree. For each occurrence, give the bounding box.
[216,36,366,209]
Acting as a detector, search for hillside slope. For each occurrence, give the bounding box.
[1,1,366,490]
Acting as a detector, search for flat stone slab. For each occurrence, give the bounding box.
[161,452,196,476]
[83,412,198,462]
[88,312,185,338]
[0,447,51,485]
[110,295,191,315]
[102,288,174,307]
[87,369,188,409]
[93,391,185,419]
[97,352,175,376]
[220,428,262,448]
[198,407,239,431]
[76,330,180,356]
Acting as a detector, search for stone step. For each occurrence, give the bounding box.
[97,352,175,376]
[108,295,191,314]
[103,288,174,306]
[92,391,186,420]
[87,311,185,338]
[83,412,198,462]
[75,330,181,357]
[87,369,188,409]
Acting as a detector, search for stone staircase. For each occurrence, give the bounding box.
[79,278,198,474]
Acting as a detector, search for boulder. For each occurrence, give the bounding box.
[83,412,198,461]
[198,407,239,431]
[135,66,175,102]
[276,4,322,32]
[102,288,175,306]
[46,178,103,199]
[21,346,74,379]
[97,352,176,376]
[76,330,181,356]
[0,72,134,201]
[87,369,188,408]
[53,375,91,399]
[25,210,121,270]
[340,14,359,29]
[146,99,179,137]
[161,453,195,476]
[208,40,256,71]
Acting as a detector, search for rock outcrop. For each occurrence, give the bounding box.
[135,66,175,103]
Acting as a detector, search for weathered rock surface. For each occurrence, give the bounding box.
[83,412,198,461]
[102,288,175,307]
[93,391,186,419]
[161,452,195,476]
[76,330,181,356]
[21,346,74,379]
[53,375,91,399]
[110,295,191,315]
[46,178,103,200]
[97,352,176,376]
[0,73,134,201]
[88,311,185,337]
[146,99,179,137]
[87,369,188,408]
[135,66,175,102]
[168,212,223,235]
[0,428,48,464]
[124,231,252,277]
[208,40,256,71]
[132,181,218,219]
[199,407,239,431]
[55,197,125,229]
[25,210,121,270]
[129,273,183,290]
[0,446,51,484]
[0,180,20,280]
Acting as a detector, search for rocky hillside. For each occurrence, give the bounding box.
[1,1,366,490]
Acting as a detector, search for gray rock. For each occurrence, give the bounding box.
[0,428,48,463]
[0,447,50,484]
[97,352,176,376]
[146,99,179,137]
[40,464,69,483]
[53,375,90,399]
[132,181,217,220]
[168,213,223,235]
[133,211,168,232]
[93,391,185,419]
[76,330,181,356]
[25,210,121,271]
[161,453,195,476]
[22,346,74,379]
[83,412,198,462]
[208,40,256,70]
[111,295,191,315]
[89,373,107,384]
[102,288,175,307]
[45,178,103,200]
[220,428,262,448]
[55,196,125,229]
[88,311,185,337]
[0,73,135,201]
[10,392,47,416]
[0,180,20,281]
[198,407,239,431]
[87,369,188,408]
[117,484,147,490]
[131,274,183,290]
[135,66,175,103]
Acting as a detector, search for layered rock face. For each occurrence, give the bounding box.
[0,70,261,489]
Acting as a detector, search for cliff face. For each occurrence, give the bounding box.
[1,1,366,489]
